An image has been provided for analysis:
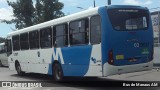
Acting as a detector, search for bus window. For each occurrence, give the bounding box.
[40,27,52,48]
[108,9,149,31]
[90,15,101,44]
[20,33,29,50]
[12,35,20,51]
[54,24,68,47]
[29,30,39,49]
[69,18,89,45]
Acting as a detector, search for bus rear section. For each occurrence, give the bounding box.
[101,6,154,76]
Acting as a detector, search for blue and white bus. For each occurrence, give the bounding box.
[6,5,153,81]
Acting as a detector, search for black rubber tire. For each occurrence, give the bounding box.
[15,62,25,76]
[53,63,63,81]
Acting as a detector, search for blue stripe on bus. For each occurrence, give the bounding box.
[48,45,92,76]
[98,7,111,66]
[48,48,62,75]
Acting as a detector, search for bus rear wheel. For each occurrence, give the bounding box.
[15,62,25,76]
[53,63,63,81]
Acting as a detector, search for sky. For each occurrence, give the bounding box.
[0,0,160,37]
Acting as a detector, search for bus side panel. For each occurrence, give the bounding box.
[48,45,102,76]
[8,49,51,74]
[98,7,111,70]
[8,54,16,70]
[8,53,15,70]
[51,45,92,76]
[84,44,102,76]
[22,49,52,74]
[9,51,28,71]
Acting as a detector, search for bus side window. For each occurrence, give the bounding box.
[69,18,89,45]
[20,33,29,50]
[40,27,52,48]
[90,15,101,44]
[12,35,20,51]
[29,30,39,49]
[54,24,68,47]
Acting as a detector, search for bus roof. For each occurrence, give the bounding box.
[107,5,148,10]
[7,7,99,37]
[7,5,148,37]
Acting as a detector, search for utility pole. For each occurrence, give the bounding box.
[108,0,111,5]
[93,0,96,7]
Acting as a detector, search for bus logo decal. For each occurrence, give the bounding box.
[13,53,18,56]
[134,43,139,48]
[53,48,64,64]
[91,57,96,63]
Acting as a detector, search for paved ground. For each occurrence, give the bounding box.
[0,66,160,90]
[0,66,160,81]
[153,47,160,64]
[106,69,160,81]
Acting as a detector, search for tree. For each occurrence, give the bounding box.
[4,0,34,29]
[3,0,65,29]
[0,37,5,43]
[34,0,44,24]
[35,0,64,23]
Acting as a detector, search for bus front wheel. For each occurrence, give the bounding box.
[53,63,63,81]
[15,62,25,76]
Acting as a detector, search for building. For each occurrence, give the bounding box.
[151,10,160,47]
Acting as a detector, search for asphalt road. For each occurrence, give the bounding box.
[0,66,160,90]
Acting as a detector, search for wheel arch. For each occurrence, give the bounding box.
[15,60,19,67]
[52,60,63,73]
[52,60,64,80]
[52,60,61,67]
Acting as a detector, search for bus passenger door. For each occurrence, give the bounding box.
[6,39,12,57]
[6,39,14,70]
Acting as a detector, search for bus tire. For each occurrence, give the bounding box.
[15,62,25,76]
[53,63,63,81]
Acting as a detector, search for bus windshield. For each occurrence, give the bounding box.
[108,8,149,31]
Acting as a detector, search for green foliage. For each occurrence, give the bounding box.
[4,0,34,29]
[0,37,5,43]
[34,0,64,23]
[42,0,64,22]
[3,0,64,29]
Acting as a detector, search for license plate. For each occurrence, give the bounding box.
[116,55,124,60]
